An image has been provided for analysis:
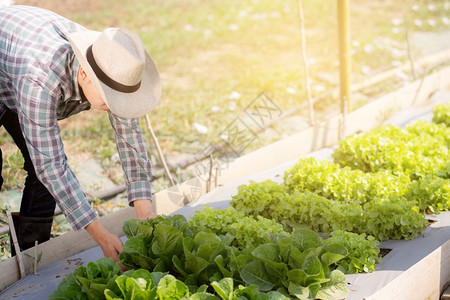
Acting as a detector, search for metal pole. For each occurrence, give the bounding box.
[337,0,351,113]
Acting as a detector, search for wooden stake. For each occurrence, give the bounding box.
[405,30,417,81]
[34,240,38,275]
[145,114,176,186]
[214,167,219,188]
[207,155,213,193]
[6,209,25,278]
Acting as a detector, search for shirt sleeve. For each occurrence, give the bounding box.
[16,77,97,231]
[108,111,153,204]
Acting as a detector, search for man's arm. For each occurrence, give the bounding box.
[17,78,97,230]
[85,220,123,262]
[107,112,154,213]
[85,200,154,263]
[17,78,123,261]
[133,199,157,219]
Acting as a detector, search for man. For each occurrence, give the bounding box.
[0,5,161,262]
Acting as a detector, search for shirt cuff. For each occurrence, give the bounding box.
[127,180,152,205]
[65,201,98,231]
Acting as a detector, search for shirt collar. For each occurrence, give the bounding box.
[55,54,91,120]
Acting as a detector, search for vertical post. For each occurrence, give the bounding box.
[337,0,351,113]
[34,241,38,275]
[6,209,25,278]
[144,114,176,186]
[206,155,213,193]
[405,30,417,80]
[297,0,315,126]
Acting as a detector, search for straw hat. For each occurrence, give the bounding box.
[68,28,161,118]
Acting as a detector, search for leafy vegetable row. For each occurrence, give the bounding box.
[330,113,449,215]
[189,205,288,250]
[332,121,449,180]
[432,103,450,127]
[283,158,412,204]
[118,215,351,299]
[282,157,449,214]
[231,178,426,241]
[53,213,382,299]
[231,105,449,242]
[189,206,381,274]
[50,258,288,300]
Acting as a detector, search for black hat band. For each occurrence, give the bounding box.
[86,45,141,93]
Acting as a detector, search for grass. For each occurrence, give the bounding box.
[1,0,450,190]
[0,150,25,190]
[69,0,448,146]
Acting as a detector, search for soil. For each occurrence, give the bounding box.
[379,248,392,258]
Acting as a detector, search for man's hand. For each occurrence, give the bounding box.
[85,200,155,262]
[133,199,156,220]
[85,219,123,262]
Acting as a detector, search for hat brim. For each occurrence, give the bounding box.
[68,30,161,119]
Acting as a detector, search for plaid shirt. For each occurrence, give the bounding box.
[0,6,153,230]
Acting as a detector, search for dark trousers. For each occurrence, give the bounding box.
[0,108,56,218]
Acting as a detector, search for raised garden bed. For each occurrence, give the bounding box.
[0,68,449,299]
